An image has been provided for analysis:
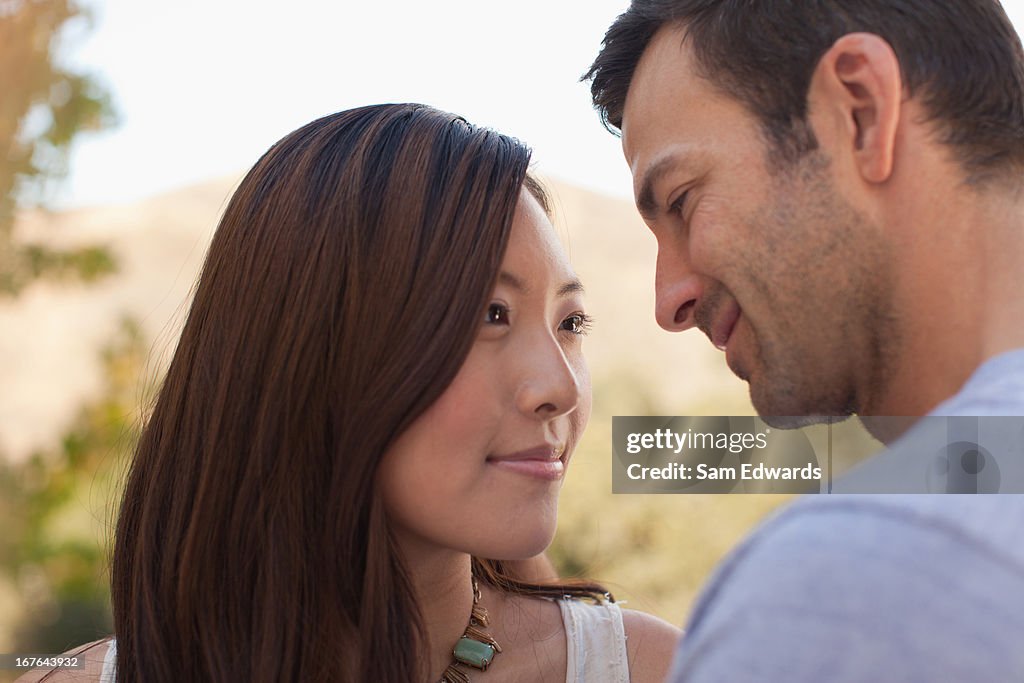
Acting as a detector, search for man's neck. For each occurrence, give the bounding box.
[864,176,1024,421]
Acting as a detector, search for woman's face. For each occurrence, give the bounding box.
[378,189,592,561]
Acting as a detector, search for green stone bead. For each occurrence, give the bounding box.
[453,637,496,670]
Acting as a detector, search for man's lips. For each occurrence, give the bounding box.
[710,300,741,351]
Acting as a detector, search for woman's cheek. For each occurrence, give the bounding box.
[568,353,592,447]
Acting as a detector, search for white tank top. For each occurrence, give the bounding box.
[558,598,631,683]
[99,598,630,682]
[100,638,116,682]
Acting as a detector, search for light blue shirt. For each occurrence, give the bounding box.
[669,349,1024,682]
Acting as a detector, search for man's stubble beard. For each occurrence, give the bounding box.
[738,151,901,427]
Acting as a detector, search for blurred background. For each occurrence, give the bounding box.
[4,0,1023,675]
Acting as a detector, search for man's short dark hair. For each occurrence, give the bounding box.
[583,0,1024,177]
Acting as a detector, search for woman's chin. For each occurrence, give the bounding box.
[473,525,557,562]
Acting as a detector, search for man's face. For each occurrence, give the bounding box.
[620,25,897,421]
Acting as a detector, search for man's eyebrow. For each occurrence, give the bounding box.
[636,155,687,221]
[497,272,585,298]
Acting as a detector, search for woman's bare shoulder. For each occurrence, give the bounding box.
[620,608,681,683]
[14,637,112,683]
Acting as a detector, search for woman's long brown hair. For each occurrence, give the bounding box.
[107,104,606,683]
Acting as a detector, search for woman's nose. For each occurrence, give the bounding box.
[515,337,581,419]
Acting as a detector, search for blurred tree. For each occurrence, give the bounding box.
[0,0,117,296]
[0,317,148,654]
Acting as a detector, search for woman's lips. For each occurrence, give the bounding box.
[487,445,566,481]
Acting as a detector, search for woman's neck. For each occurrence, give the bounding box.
[397,535,567,682]
[398,534,477,679]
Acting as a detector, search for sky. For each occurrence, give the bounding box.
[55,0,636,209]
[54,0,1024,210]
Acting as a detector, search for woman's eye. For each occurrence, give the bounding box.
[485,303,511,326]
[560,313,593,336]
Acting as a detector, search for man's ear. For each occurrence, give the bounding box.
[808,33,902,183]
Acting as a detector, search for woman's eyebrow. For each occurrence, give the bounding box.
[497,271,584,298]
[557,279,585,298]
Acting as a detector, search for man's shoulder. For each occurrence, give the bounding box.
[931,347,1024,416]
[718,495,1024,582]
[671,497,1024,681]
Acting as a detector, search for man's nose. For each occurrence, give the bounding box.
[654,248,703,332]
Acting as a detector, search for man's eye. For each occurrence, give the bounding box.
[669,190,690,216]
[560,313,594,335]
[485,303,511,325]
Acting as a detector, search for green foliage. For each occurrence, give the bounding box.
[1,242,117,294]
[0,0,118,296]
[1,318,149,653]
